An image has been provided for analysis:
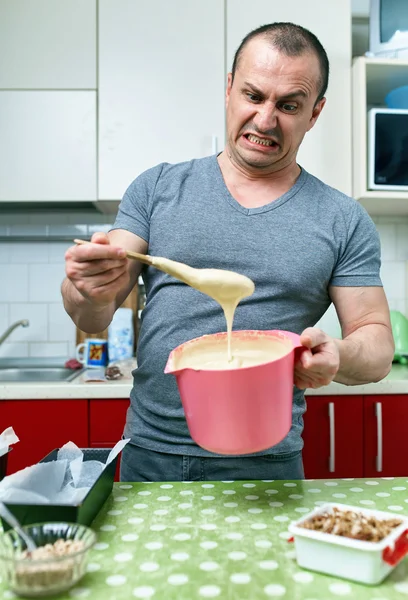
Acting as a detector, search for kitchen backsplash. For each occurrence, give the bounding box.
[0,211,115,359]
[315,215,408,338]
[0,213,407,358]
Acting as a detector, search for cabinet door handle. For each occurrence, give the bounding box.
[375,402,383,472]
[212,135,218,155]
[328,402,335,473]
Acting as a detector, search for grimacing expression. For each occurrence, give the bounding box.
[225,37,326,174]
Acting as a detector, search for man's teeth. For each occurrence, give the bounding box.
[247,134,274,147]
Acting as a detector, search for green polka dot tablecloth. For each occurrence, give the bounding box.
[3,478,408,599]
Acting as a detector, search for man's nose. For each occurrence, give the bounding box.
[254,103,278,132]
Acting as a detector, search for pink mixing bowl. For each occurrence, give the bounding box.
[164,330,305,455]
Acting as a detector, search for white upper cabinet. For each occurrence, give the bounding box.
[0,0,96,89]
[227,0,352,196]
[0,91,97,201]
[98,0,225,200]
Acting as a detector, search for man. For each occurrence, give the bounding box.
[62,23,394,482]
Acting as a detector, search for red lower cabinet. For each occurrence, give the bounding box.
[303,395,364,479]
[3,393,407,481]
[364,395,408,477]
[89,399,130,481]
[0,398,129,480]
[0,399,88,474]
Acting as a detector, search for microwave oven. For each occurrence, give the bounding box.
[368,108,408,191]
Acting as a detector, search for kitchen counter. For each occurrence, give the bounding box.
[2,477,408,599]
[1,364,408,400]
[305,364,408,396]
[0,377,133,400]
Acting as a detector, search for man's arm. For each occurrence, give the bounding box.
[295,286,394,389]
[331,285,394,385]
[62,229,148,333]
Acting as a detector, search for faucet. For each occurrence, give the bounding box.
[0,320,30,346]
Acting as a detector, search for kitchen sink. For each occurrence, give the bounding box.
[0,358,83,383]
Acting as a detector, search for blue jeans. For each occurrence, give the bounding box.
[120,443,304,482]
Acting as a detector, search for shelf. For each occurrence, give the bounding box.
[357,191,408,215]
[352,57,408,215]
[358,57,408,105]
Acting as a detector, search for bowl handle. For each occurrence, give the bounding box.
[383,529,408,566]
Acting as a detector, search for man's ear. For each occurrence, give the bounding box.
[225,72,233,108]
[307,97,326,132]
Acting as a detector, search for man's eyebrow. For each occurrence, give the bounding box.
[242,82,308,100]
[281,90,308,100]
[242,82,264,95]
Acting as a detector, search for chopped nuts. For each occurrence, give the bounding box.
[300,507,402,542]
[20,538,85,560]
[14,538,86,589]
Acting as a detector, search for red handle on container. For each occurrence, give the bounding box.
[383,529,408,566]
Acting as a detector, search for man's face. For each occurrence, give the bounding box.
[225,38,326,175]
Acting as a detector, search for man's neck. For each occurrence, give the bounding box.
[217,149,301,209]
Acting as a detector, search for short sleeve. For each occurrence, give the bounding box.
[111,164,165,243]
[331,203,382,287]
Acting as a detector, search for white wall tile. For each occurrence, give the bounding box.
[49,303,76,343]
[29,342,68,358]
[405,263,408,317]
[48,242,72,264]
[67,213,112,225]
[377,215,408,225]
[1,213,28,225]
[0,304,8,334]
[377,224,397,261]
[28,264,65,302]
[29,213,65,225]
[315,303,342,339]
[47,224,88,237]
[396,224,408,260]
[10,242,49,264]
[0,244,11,264]
[8,225,47,237]
[88,223,113,235]
[68,340,77,357]
[380,262,406,300]
[388,298,406,313]
[0,342,29,358]
[9,304,48,342]
[0,265,29,302]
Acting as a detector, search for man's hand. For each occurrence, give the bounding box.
[65,232,129,307]
[294,327,340,390]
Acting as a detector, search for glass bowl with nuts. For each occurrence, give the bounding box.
[0,522,96,597]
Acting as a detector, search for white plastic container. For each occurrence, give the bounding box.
[288,503,408,585]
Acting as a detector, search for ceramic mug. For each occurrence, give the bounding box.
[76,338,108,368]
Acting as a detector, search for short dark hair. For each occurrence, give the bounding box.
[231,22,329,103]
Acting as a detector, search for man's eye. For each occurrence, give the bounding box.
[246,93,262,102]
[281,103,297,112]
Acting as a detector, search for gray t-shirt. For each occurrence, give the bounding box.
[112,155,382,457]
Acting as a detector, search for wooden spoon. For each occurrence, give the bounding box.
[74,238,255,362]
[73,238,254,303]
[74,238,154,267]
